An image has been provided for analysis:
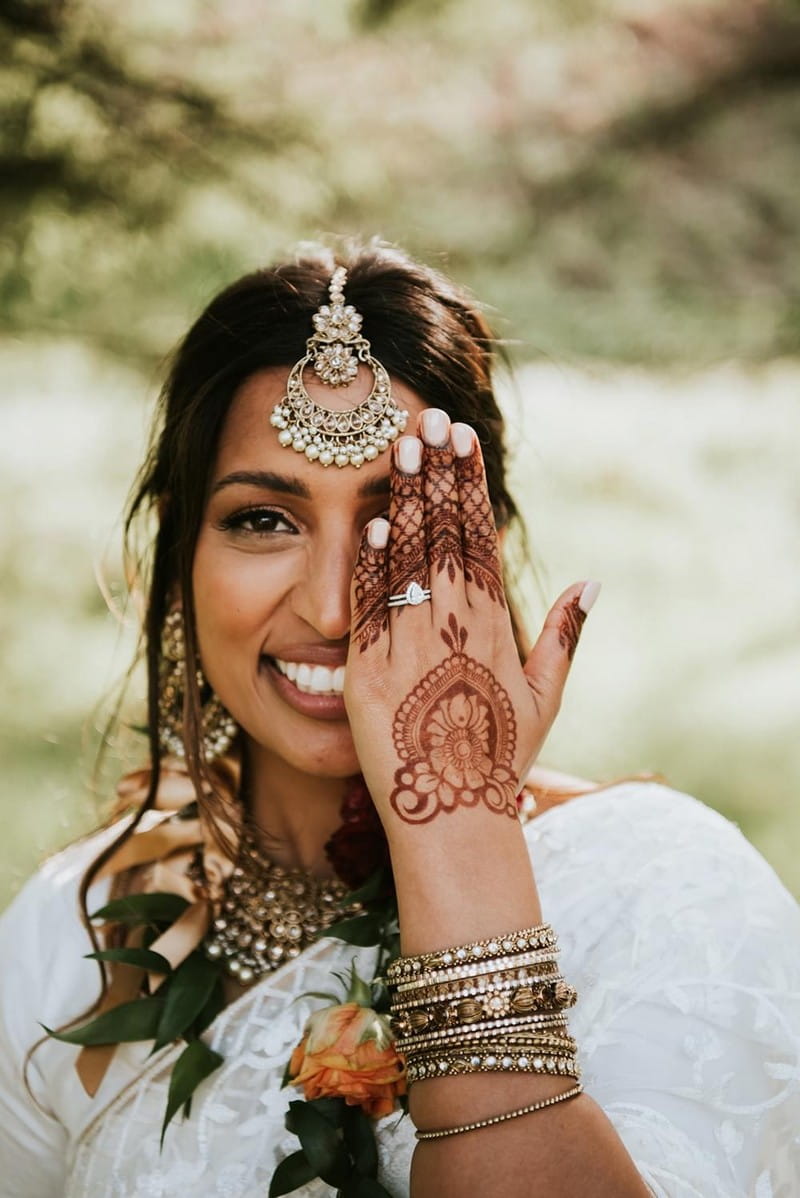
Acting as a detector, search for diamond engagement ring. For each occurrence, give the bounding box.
[388,582,432,608]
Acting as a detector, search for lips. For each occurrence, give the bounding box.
[262,656,348,721]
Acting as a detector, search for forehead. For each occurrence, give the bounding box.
[211,366,429,490]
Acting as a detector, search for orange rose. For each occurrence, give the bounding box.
[289,1002,406,1118]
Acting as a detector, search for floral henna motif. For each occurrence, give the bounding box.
[456,450,506,608]
[558,597,586,661]
[389,614,518,823]
[424,445,463,585]
[389,466,429,603]
[353,540,388,651]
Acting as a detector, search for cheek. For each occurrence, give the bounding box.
[192,539,282,653]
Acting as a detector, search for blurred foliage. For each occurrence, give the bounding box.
[1,0,799,905]
[2,0,800,362]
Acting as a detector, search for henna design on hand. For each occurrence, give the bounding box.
[558,597,586,661]
[389,465,429,606]
[424,445,463,585]
[352,539,388,651]
[389,614,518,823]
[456,449,506,608]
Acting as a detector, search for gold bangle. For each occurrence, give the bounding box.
[414,1082,583,1140]
[395,1013,569,1054]
[386,924,557,985]
[391,978,576,1035]
[390,950,560,994]
[390,965,562,1013]
[406,1048,580,1084]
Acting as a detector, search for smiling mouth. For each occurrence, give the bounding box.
[270,657,346,696]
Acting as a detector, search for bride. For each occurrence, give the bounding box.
[0,241,797,1197]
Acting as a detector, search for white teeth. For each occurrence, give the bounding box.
[273,658,346,695]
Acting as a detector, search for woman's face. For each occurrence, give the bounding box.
[192,366,428,780]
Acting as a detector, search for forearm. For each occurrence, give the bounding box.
[388,810,651,1198]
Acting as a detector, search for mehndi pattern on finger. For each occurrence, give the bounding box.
[455,450,506,609]
[389,614,518,823]
[353,541,389,651]
[557,597,587,661]
[388,467,429,608]
[425,445,463,586]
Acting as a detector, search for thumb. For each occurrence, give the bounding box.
[522,580,601,719]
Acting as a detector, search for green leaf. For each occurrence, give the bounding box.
[324,913,385,947]
[160,1039,223,1145]
[344,962,373,1008]
[301,991,342,1004]
[154,952,221,1049]
[343,867,391,906]
[339,1178,394,1198]
[343,1105,378,1178]
[90,893,190,925]
[192,977,225,1037]
[288,1100,351,1187]
[339,1178,393,1198]
[85,947,172,974]
[42,996,164,1046]
[268,1150,317,1198]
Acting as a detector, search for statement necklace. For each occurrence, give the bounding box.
[203,828,358,984]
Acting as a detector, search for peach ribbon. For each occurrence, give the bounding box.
[75,761,239,1096]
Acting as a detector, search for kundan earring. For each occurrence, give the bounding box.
[158,607,238,761]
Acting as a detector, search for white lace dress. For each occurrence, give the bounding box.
[1,781,798,1197]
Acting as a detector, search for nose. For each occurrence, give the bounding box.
[293,537,355,642]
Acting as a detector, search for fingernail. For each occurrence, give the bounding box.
[396,436,422,473]
[578,580,602,615]
[450,422,476,458]
[368,518,390,549]
[420,408,450,447]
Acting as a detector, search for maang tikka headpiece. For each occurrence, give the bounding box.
[269,266,409,468]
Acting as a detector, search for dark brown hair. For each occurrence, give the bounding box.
[82,238,530,912]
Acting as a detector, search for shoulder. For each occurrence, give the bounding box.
[525,776,800,969]
[0,829,117,1049]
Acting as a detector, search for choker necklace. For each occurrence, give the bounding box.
[204,828,357,984]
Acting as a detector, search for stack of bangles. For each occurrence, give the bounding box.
[386,923,583,1140]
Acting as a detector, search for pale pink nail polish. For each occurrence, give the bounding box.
[578,580,602,614]
[368,518,390,549]
[396,437,422,473]
[450,423,475,458]
[420,408,449,447]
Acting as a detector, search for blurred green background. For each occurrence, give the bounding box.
[2,0,799,905]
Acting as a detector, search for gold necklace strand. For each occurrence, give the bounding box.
[386,924,557,983]
[204,830,356,983]
[414,1084,584,1140]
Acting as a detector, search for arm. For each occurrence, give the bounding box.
[346,409,651,1197]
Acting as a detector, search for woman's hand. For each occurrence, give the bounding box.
[344,407,599,832]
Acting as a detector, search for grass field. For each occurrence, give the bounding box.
[2,341,798,906]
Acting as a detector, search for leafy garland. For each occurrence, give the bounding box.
[45,783,405,1198]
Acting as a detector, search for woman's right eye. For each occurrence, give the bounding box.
[218,507,297,537]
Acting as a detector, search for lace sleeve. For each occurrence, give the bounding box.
[528,784,800,1198]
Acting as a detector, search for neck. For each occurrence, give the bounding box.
[242,741,350,876]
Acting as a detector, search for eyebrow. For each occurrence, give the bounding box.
[211,469,390,500]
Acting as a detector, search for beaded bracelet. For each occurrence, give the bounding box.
[391,965,563,1014]
[414,1083,583,1140]
[395,1013,570,1056]
[389,949,561,995]
[407,1047,581,1084]
[386,924,557,985]
[392,978,577,1035]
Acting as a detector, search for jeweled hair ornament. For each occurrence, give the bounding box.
[270,266,409,468]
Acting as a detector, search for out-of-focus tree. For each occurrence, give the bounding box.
[2,0,799,362]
